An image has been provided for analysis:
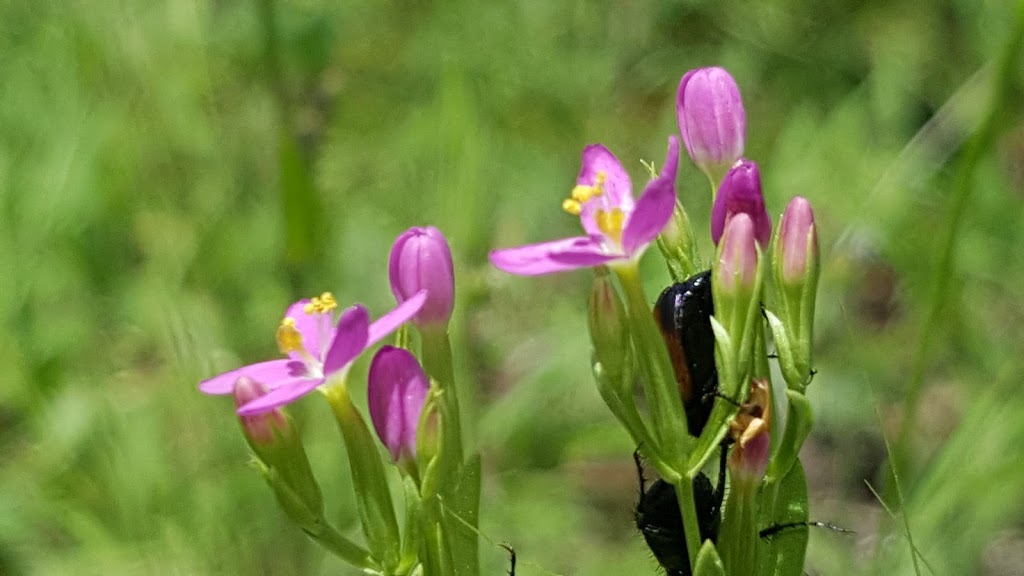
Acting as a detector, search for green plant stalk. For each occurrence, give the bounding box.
[719,479,759,575]
[673,475,706,574]
[419,327,478,576]
[420,327,464,459]
[613,262,690,469]
[313,522,382,573]
[893,0,1024,483]
[324,381,403,572]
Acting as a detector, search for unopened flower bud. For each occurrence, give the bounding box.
[234,377,290,446]
[389,226,455,328]
[233,377,323,522]
[777,196,818,285]
[712,213,765,398]
[676,67,746,182]
[588,267,629,381]
[368,346,430,473]
[715,213,758,296]
[712,160,772,247]
[767,196,820,391]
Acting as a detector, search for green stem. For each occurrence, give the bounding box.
[673,475,704,573]
[614,263,689,470]
[421,328,464,459]
[312,522,382,573]
[718,480,759,574]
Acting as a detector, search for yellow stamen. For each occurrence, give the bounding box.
[303,291,338,315]
[561,171,608,216]
[595,208,625,243]
[276,317,304,355]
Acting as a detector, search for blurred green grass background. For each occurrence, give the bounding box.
[1,0,1023,574]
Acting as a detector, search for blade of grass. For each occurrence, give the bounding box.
[893,0,1024,483]
[863,480,936,576]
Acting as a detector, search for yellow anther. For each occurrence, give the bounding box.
[595,208,625,243]
[276,317,304,355]
[303,291,338,315]
[562,171,608,216]
[570,184,598,203]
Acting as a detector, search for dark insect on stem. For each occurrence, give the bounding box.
[653,270,718,437]
[633,450,724,576]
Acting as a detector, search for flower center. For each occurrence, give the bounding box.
[595,208,625,245]
[276,317,304,355]
[304,292,338,315]
[561,171,607,216]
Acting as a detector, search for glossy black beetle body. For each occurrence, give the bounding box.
[634,452,723,576]
[653,270,718,437]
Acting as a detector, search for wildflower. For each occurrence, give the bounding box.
[389,226,455,328]
[489,137,679,275]
[711,159,772,247]
[676,67,746,179]
[199,291,427,415]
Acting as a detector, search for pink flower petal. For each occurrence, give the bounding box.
[546,240,620,267]
[198,359,309,395]
[367,346,429,462]
[577,145,634,236]
[367,290,428,347]
[622,136,679,254]
[322,305,370,375]
[578,144,634,210]
[488,236,602,276]
[282,299,330,361]
[236,377,324,416]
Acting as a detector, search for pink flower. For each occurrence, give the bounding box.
[677,67,746,175]
[389,226,455,328]
[489,137,680,275]
[199,291,427,415]
[367,346,430,463]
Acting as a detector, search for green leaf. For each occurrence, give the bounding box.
[757,459,809,576]
[765,391,813,486]
[694,540,726,576]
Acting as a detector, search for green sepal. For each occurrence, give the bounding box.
[325,383,403,572]
[764,310,806,393]
[656,199,701,282]
[764,391,813,486]
[445,453,481,576]
[756,459,809,576]
[693,540,726,576]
